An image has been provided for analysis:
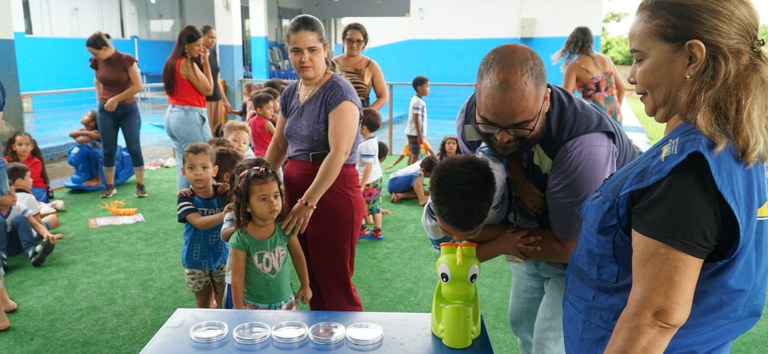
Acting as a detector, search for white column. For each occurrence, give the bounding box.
[213,0,244,108]
[249,0,269,79]
[0,0,25,137]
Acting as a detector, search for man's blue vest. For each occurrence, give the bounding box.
[564,123,768,353]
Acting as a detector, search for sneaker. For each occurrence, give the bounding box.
[100,184,117,198]
[359,224,369,239]
[30,240,55,267]
[0,253,6,272]
[135,183,148,198]
[364,230,384,240]
[48,199,66,211]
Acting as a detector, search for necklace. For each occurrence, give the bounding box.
[299,71,329,104]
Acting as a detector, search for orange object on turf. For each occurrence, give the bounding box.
[98,199,138,216]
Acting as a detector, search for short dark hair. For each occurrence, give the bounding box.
[208,137,234,149]
[85,31,111,50]
[263,78,288,93]
[420,155,439,174]
[430,155,495,232]
[183,142,216,166]
[251,93,274,110]
[201,25,214,35]
[214,147,242,183]
[377,141,389,160]
[7,162,30,183]
[361,108,382,132]
[233,158,284,227]
[412,76,429,91]
[258,87,281,100]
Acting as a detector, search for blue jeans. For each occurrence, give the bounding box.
[0,215,36,257]
[164,104,211,190]
[98,102,144,169]
[508,260,566,354]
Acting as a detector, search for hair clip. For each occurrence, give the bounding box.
[751,38,765,52]
[238,166,273,178]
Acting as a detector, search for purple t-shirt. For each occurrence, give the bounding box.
[281,73,362,164]
[547,132,617,239]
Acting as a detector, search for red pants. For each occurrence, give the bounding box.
[284,160,364,311]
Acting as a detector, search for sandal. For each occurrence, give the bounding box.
[390,193,400,203]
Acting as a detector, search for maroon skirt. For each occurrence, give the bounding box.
[283,159,365,311]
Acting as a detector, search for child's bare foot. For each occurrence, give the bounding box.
[418,198,428,206]
[82,176,102,187]
[0,311,9,331]
[2,298,16,313]
[390,193,400,203]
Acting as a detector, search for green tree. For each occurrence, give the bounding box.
[761,24,768,45]
[601,12,633,65]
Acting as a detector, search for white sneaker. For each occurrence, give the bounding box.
[163,157,177,168]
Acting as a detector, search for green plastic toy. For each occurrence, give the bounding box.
[431,241,481,349]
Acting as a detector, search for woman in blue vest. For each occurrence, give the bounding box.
[563,0,768,353]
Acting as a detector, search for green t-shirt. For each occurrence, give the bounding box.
[229,225,294,305]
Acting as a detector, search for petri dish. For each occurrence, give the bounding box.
[233,321,271,344]
[271,321,308,343]
[309,322,346,344]
[345,323,384,345]
[189,320,229,343]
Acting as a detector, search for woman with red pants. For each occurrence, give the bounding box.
[266,14,364,311]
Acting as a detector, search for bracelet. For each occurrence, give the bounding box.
[297,197,318,210]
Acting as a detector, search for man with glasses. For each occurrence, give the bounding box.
[450,44,638,354]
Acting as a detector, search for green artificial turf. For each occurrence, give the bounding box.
[3,156,767,353]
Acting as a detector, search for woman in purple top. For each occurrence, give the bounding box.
[265,14,364,311]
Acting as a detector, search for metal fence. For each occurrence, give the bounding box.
[20,83,170,159]
[241,79,474,156]
[21,79,474,160]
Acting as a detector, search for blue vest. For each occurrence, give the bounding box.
[564,123,768,353]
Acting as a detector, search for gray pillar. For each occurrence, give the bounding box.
[0,0,24,142]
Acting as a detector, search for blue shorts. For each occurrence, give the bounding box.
[387,173,420,194]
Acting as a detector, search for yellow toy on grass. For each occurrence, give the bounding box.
[98,199,138,216]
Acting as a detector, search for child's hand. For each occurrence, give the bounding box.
[296,285,312,304]
[176,188,193,197]
[381,208,391,215]
[499,228,541,261]
[45,233,65,244]
[215,182,230,195]
[518,181,545,214]
[223,203,235,214]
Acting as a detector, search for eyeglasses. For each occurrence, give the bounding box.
[344,38,365,46]
[473,98,545,138]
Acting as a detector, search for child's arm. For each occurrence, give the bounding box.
[360,162,373,192]
[264,120,275,136]
[230,247,247,309]
[385,155,405,170]
[220,207,236,242]
[184,211,225,230]
[507,158,545,214]
[287,235,312,304]
[413,112,423,144]
[26,214,63,244]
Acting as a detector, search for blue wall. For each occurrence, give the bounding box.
[13,32,174,92]
[365,36,578,86]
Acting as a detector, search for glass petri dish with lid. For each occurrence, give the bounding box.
[189,320,229,343]
[345,322,384,345]
[271,321,309,343]
[309,322,346,344]
[233,321,271,344]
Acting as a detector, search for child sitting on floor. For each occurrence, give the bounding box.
[4,132,52,202]
[387,155,438,206]
[8,163,60,232]
[229,159,311,310]
[68,109,101,144]
[0,187,63,271]
[384,140,435,170]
